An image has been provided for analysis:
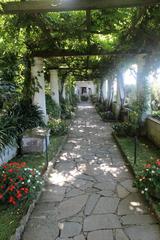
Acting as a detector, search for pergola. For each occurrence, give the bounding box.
[1,0,160,14]
[1,0,158,122]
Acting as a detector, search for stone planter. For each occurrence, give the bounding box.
[147,117,160,148]
[0,144,17,165]
[22,128,50,153]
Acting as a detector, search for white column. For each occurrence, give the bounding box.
[50,69,59,105]
[137,54,151,122]
[115,78,121,119]
[102,79,108,101]
[62,85,66,99]
[32,57,47,123]
[117,70,125,106]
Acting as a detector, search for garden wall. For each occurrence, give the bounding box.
[0,145,17,165]
[147,117,160,148]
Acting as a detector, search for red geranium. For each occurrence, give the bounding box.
[156,160,160,167]
[145,163,151,169]
[0,161,43,206]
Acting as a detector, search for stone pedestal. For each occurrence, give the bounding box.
[50,69,60,105]
[31,57,48,124]
[22,128,50,153]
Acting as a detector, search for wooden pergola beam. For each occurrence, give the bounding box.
[1,0,160,14]
[32,48,148,58]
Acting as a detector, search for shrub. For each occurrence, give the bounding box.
[48,118,68,136]
[95,102,106,113]
[60,99,73,119]
[6,100,45,133]
[152,111,160,121]
[90,95,98,104]
[46,94,61,118]
[0,116,18,152]
[112,122,134,137]
[81,95,88,101]
[134,160,160,199]
[0,162,43,206]
[99,111,115,122]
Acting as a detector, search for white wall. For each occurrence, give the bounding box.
[75,81,96,96]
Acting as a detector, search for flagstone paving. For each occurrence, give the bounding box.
[22,102,160,240]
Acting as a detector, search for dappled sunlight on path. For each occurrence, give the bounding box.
[22,102,160,240]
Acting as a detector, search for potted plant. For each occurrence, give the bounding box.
[134,160,160,200]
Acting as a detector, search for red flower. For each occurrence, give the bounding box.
[8,196,16,205]
[0,194,3,199]
[18,176,24,181]
[8,169,13,173]
[16,191,22,199]
[24,188,29,194]
[156,160,160,167]
[8,185,15,191]
[145,164,151,169]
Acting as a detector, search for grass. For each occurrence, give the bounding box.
[115,135,160,217]
[13,135,64,172]
[116,136,160,175]
[0,134,66,240]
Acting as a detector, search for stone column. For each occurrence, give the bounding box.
[62,85,66,99]
[102,79,108,101]
[107,77,114,108]
[137,54,151,122]
[50,69,60,105]
[115,78,121,120]
[117,70,125,107]
[32,57,47,123]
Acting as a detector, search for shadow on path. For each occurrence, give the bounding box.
[22,102,160,240]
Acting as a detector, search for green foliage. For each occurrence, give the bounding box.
[112,122,134,137]
[81,95,89,101]
[46,94,61,118]
[134,160,160,200]
[0,82,17,109]
[152,111,160,121]
[0,116,17,152]
[90,95,98,104]
[0,162,43,206]
[95,101,106,113]
[128,98,148,134]
[94,99,115,122]
[0,53,19,83]
[60,99,73,120]
[0,100,44,152]
[100,111,115,122]
[61,101,73,119]
[6,100,45,133]
[48,118,68,136]
[115,136,160,176]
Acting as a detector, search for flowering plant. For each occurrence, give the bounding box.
[134,160,160,199]
[0,162,43,206]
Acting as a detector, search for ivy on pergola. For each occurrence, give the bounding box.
[1,1,160,83]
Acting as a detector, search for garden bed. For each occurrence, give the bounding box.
[113,134,160,221]
[0,134,67,240]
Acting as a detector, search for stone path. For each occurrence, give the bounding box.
[22,103,160,240]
